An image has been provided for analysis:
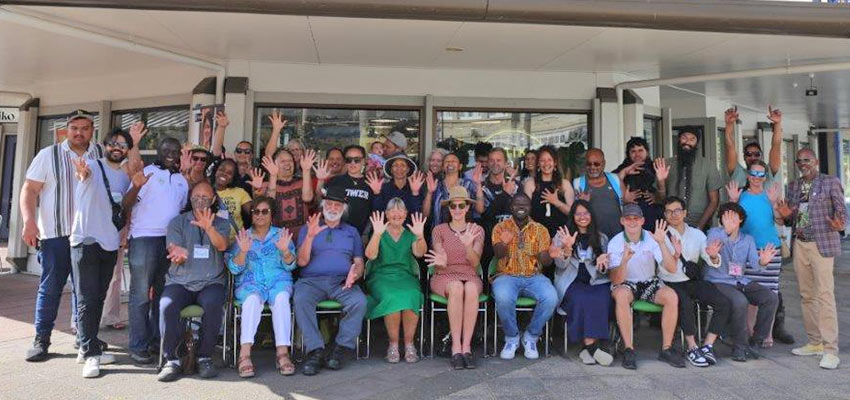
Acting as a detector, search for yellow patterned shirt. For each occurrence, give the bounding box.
[491,218,551,277]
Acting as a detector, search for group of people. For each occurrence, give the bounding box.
[20,105,843,383]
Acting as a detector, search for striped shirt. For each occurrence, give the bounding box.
[25,140,103,239]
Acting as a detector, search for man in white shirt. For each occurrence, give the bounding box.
[122,137,188,364]
[659,196,729,368]
[609,203,682,369]
[22,110,104,362]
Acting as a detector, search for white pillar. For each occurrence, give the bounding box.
[8,98,38,272]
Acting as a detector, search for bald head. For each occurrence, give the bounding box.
[795,148,819,180]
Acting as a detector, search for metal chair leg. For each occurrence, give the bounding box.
[492,305,498,357]
[429,304,435,358]
[544,320,550,357]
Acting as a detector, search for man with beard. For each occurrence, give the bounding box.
[724,106,782,187]
[464,142,492,182]
[69,128,140,377]
[477,148,518,267]
[655,131,723,230]
[491,193,558,360]
[613,137,663,231]
[382,131,408,159]
[778,148,845,369]
[573,148,626,239]
[22,110,104,362]
[294,186,367,376]
[122,137,189,364]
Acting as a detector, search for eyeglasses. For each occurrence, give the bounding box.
[585,162,603,167]
[192,156,208,163]
[251,208,271,216]
[235,148,252,154]
[345,156,363,164]
[744,151,762,157]
[574,211,591,218]
[748,170,767,178]
[106,141,129,150]
[448,202,468,210]
[795,158,813,164]
[664,208,685,217]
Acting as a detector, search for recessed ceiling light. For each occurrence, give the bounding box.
[445,47,464,52]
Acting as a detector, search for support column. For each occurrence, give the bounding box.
[190,76,217,146]
[595,88,623,161]
[8,98,38,272]
[623,90,644,138]
[223,77,249,153]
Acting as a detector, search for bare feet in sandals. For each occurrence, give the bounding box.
[238,355,255,378]
[276,352,295,376]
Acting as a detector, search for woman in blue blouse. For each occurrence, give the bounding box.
[227,196,297,377]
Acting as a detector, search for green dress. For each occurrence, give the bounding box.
[366,229,424,319]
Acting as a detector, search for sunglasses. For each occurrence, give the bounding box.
[345,157,363,164]
[585,162,603,167]
[235,148,252,154]
[106,141,129,150]
[748,170,767,178]
[795,158,813,164]
[251,208,271,216]
[192,156,208,163]
[448,202,468,210]
[744,151,762,157]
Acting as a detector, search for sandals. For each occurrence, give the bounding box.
[238,356,255,378]
[404,344,419,363]
[386,345,401,363]
[276,353,296,376]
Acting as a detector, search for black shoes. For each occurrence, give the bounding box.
[686,347,709,367]
[450,353,464,370]
[325,344,351,370]
[302,349,324,376]
[130,350,154,365]
[659,347,686,368]
[699,345,717,365]
[622,348,637,370]
[731,345,760,362]
[197,358,218,379]
[25,336,50,362]
[462,352,476,369]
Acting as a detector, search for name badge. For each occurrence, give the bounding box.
[729,262,743,277]
[194,245,210,259]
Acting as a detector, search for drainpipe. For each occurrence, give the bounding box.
[0,5,226,102]
[613,60,850,141]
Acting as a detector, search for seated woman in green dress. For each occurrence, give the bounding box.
[365,197,427,363]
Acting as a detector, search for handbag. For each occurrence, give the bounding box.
[95,160,126,231]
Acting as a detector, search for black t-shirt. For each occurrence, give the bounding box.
[481,178,512,233]
[327,174,372,234]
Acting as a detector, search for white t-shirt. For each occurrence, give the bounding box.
[70,159,131,251]
[659,225,722,283]
[608,230,663,282]
[127,165,188,238]
[25,140,103,239]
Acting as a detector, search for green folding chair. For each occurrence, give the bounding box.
[427,264,489,357]
[488,258,550,357]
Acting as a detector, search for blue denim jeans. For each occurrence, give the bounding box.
[34,236,76,338]
[492,274,558,339]
[294,276,367,353]
[128,236,169,353]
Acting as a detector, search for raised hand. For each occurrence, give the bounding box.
[828,214,845,231]
[766,182,781,204]
[190,208,215,231]
[622,184,638,203]
[408,171,425,195]
[407,212,426,238]
[249,167,266,190]
[366,171,384,194]
[541,188,559,205]
[131,170,153,189]
[276,227,293,253]
[670,234,683,258]
[261,155,278,179]
[425,171,438,194]
[622,162,644,176]
[180,144,192,171]
[215,110,230,129]
[758,243,778,266]
[721,209,739,231]
[705,240,723,259]
[596,254,610,273]
[776,199,794,219]
[651,219,669,244]
[503,170,518,195]
[576,190,591,202]
[424,249,448,268]
[236,229,253,253]
[370,211,387,236]
[767,105,782,125]
[305,213,327,239]
[470,164,483,185]
[268,109,287,133]
[622,243,634,263]
[499,229,515,246]
[725,181,742,203]
[73,157,90,181]
[314,159,331,181]
[653,158,670,182]
[129,121,148,145]
[458,223,480,247]
[300,149,317,173]
[724,106,740,126]
[167,245,189,265]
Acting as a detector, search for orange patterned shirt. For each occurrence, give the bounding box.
[491,218,551,277]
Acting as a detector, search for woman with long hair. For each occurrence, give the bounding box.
[523,145,574,236]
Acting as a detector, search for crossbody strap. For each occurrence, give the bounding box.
[95,160,119,207]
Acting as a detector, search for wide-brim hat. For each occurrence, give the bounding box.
[440,185,474,206]
[324,185,348,203]
[384,154,417,178]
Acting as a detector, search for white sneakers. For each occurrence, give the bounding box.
[501,332,541,360]
[500,337,519,360]
[77,351,115,365]
[820,354,840,370]
[521,333,539,360]
[82,356,100,378]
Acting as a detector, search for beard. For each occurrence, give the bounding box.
[106,151,126,163]
[323,208,343,222]
[677,144,697,168]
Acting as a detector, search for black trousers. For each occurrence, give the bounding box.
[71,243,119,357]
[665,280,731,338]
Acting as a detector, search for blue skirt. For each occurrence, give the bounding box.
[562,281,612,342]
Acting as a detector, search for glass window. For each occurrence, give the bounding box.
[113,106,189,149]
[643,116,661,158]
[435,110,588,170]
[36,114,101,153]
[255,106,421,160]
